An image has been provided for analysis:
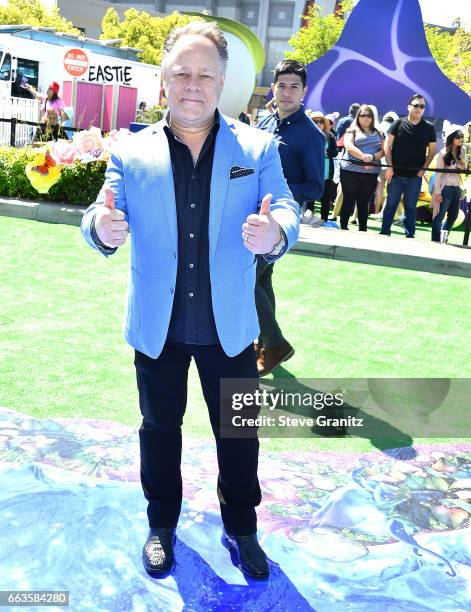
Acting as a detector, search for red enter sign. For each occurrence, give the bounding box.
[63,48,89,77]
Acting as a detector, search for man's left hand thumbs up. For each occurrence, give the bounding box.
[259,193,272,217]
[242,193,282,255]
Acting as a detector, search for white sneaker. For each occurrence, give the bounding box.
[301,209,313,223]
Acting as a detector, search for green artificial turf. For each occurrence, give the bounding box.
[1,216,470,452]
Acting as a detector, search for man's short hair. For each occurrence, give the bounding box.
[163,21,229,73]
[349,103,360,116]
[408,93,426,105]
[273,59,307,88]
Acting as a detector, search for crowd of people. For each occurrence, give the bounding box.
[249,79,469,244]
[247,58,470,381]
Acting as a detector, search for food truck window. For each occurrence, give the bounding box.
[0,53,11,81]
[17,58,39,89]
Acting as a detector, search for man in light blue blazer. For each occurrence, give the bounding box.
[81,21,299,579]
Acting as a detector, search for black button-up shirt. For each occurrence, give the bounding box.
[165,113,220,345]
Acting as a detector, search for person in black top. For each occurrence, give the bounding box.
[380,94,436,238]
[238,110,251,125]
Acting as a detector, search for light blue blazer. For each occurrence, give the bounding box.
[81,113,299,358]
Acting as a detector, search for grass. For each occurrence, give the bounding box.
[1,216,470,452]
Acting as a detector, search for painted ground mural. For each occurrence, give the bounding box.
[0,408,470,611]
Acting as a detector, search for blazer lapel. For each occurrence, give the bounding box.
[150,120,178,251]
[209,115,236,266]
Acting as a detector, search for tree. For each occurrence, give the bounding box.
[286,0,353,65]
[0,0,81,35]
[101,9,202,66]
[425,24,471,95]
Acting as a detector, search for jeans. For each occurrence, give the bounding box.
[135,342,261,536]
[255,258,284,348]
[431,185,461,242]
[380,175,422,237]
[339,169,378,231]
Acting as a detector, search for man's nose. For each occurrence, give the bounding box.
[185,75,201,90]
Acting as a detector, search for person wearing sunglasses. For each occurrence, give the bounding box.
[339,105,384,231]
[380,94,437,238]
[306,111,338,222]
[431,126,467,242]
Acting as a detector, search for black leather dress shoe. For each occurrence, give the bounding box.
[142,528,176,577]
[222,530,269,579]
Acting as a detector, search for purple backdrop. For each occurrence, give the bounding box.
[304,0,471,122]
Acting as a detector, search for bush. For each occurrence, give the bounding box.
[0,145,106,205]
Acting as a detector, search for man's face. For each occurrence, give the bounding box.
[408,97,426,120]
[272,73,306,116]
[163,35,225,127]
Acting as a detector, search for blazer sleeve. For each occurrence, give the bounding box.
[257,134,300,256]
[80,147,128,257]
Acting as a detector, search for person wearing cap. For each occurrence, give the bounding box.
[26,81,69,141]
[307,111,338,222]
[431,125,467,242]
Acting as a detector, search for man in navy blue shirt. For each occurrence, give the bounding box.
[256,59,324,376]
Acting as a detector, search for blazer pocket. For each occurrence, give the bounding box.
[230,166,255,180]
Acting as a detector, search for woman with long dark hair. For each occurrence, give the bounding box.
[431,128,466,242]
[26,81,69,141]
[339,104,384,231]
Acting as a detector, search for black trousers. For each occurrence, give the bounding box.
[320,178,337,221]
[135,341,261,536]
[255,258,284,349]
[340,169,378,231]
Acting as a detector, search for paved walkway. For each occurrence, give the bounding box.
[293,224,471,278]
[1,196,470,278]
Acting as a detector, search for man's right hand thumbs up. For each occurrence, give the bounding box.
[95,186,128,248]
[103,186,116,210]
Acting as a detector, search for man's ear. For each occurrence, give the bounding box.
[271,82,275,94]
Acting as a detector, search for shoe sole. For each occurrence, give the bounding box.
[259,348,295,377]
[221,533,269,579]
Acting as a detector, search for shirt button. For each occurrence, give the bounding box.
[191,174,196,180]
[189,292,194,297]
[190,203,196,208]
[189,233,194,238]
[189,263,194,268]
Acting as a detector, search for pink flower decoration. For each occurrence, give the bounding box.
[73,127,103,155]
[50,139,79,165]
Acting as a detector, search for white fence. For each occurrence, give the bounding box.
[0,96,40,147]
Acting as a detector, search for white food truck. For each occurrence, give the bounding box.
[0,25,161,134]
